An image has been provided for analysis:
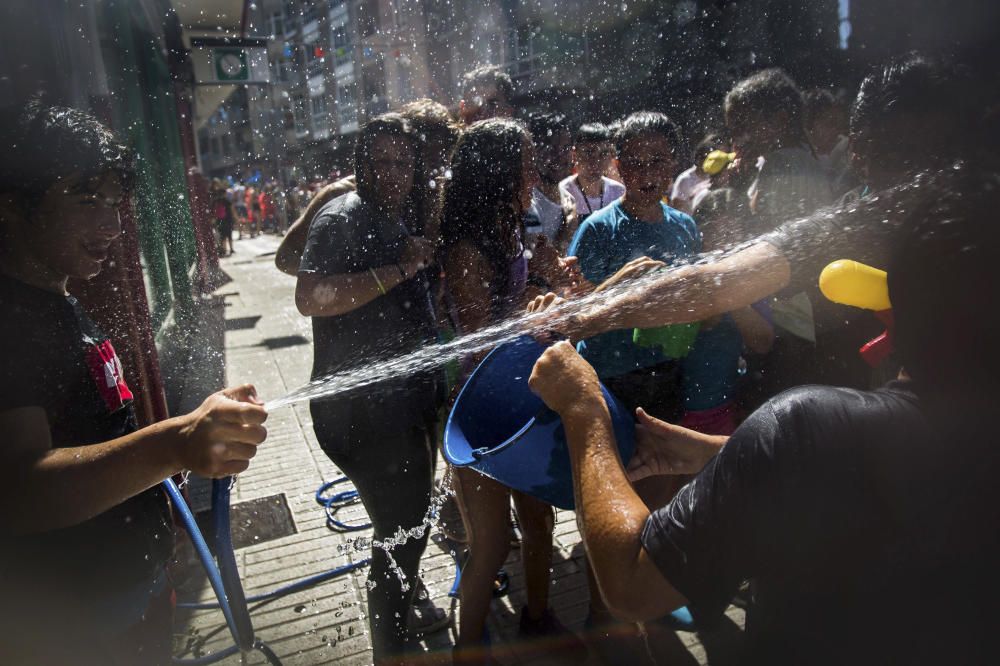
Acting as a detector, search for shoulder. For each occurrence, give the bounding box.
[602,177,626,197]
[313,192,364,226]
[661,204,699,234]
[559,175,578,195]
[585,202,623,227]
[751,383,917,446]
[673,166,698,183]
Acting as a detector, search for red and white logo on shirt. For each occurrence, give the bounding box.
[85,339,133,412]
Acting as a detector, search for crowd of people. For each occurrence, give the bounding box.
[0,49,997,666]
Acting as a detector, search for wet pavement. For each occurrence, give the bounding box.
[172,234,745,665]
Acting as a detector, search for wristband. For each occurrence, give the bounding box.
[370,268,387,295]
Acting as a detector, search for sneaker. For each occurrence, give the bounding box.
[407,583,451,636]
[518,607,589,661]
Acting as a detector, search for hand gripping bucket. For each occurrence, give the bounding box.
[443,336,635,510]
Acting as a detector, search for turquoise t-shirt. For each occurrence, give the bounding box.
[567,201,701,378]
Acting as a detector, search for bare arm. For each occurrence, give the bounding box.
[529,343,686,622]
[296,235,434,317]
[0,386,267,534]
[296,265,407,318]
[275,177,357,276]
[444,240,494,335]
[731,304,774,354]
[574,241,791,340]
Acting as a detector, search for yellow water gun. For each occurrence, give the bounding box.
[819,260,894,367]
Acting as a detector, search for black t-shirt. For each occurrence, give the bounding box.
[641,382,999,665]
[0,275,173,609]
[299,193,440,444]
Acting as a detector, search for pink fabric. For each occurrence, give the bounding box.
[680,401,738,436]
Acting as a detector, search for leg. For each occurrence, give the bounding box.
[313,404,435,664]
[452,467,513,647]
[510,491,555,620]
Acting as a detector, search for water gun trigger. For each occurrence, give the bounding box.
[818,260,894,368]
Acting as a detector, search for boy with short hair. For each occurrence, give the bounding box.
[0,99,267,664]
[568,111,700,419]
[559,122,626,222]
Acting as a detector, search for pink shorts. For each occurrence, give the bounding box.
[679,402,738,436]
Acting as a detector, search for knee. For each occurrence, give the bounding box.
[517,505,555,544]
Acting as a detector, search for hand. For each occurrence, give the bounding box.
[553,255,591,295]
[528,341,604,416]
[175,384,268,478]
[526,291,565,314]
[525,292,572,344]
[401,236,436,277]
[626,408,725,481]
[594,257,665,293]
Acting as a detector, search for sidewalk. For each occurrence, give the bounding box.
[173,234,745,665]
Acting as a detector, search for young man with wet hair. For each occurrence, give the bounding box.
[529,164,999,664]
[0,100,268,664]
[559,122,625,222]
[274,98,460,276]
[849,52,980,196]
[458,64,515,125]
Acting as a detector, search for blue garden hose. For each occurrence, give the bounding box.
[315,476,373,531]
[171,472,462,663]
[168,477,369,665]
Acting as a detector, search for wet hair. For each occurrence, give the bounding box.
[574,122,611,146]
[724,68,807,143]
[398,98,461,147]
[888,164,1000,393]
[353,113,426,228]
[850,53,978,169]
[526,111,570,147]
[0,97,133,206]
[461,65,514,102]
[441,118,528,309]
[613,111,683,157]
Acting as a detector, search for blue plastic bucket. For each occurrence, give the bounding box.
[443,336,635,510]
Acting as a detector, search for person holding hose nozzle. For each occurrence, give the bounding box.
[0,99,268,665]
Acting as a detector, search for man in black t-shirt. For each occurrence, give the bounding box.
[528,169,1000,664]
[0,101,269,664]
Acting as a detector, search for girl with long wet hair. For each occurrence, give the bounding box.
[441,118,585,661]
[295,113,444,664]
